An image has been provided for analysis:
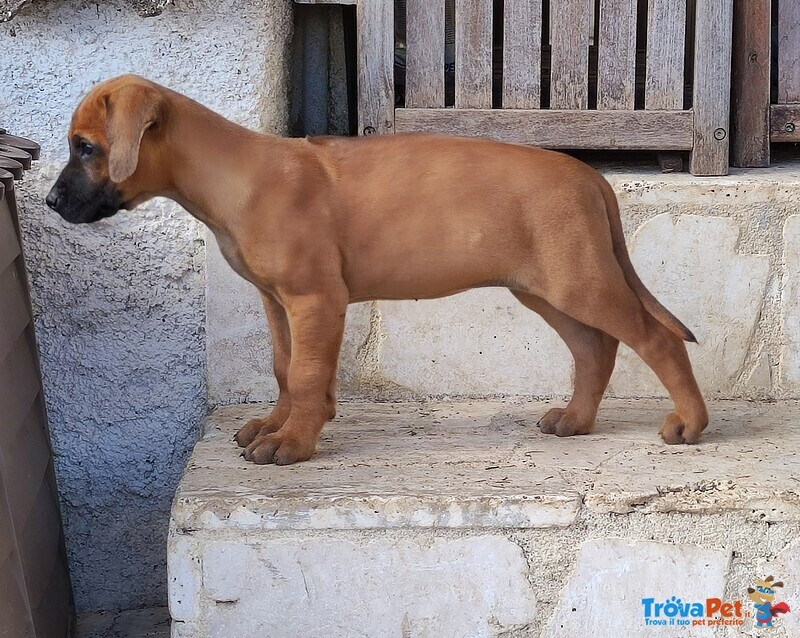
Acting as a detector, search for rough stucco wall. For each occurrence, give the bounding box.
[1,0,292,612]
[1,0,171,21]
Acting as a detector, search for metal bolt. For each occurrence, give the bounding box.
[713,128,727,141]
[363,126,376,135]
[786,122,796,134]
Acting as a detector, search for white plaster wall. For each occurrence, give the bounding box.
[1,0,292,612]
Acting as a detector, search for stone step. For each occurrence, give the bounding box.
[168,400,800,638]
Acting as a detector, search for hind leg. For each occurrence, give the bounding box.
[543,277,707,444]
[512,291,618,436]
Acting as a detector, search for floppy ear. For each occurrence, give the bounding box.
[747,588,755,593]
[105,86,161,183]
[773,581,784,588]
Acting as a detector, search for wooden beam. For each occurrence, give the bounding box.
[731,0,771,167]
[454,0,493,108]
[503,0,542,109]
[778,0,800,103]
[597,0,637,110]
[356,0,395,135]
[394,108,694,149]
[405,0,446,108]
[550,0,591,109]
[771,104,800,142]
[689,0,733,176]
[645,0,686,110]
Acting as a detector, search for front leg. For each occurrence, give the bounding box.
[244,290,347,465]
[235,292,292,447]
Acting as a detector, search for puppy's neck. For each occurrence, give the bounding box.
[160,91,289,232]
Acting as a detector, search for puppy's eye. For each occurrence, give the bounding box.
[78,141,94,158]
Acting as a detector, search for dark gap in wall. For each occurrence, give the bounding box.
[342,5,358,136]
[587,0,601,110]
[395,0,407,108]
[633,0,648,109]
[445,0,455,107]
[493,0,504,108]
[683,0,696,110]
[771,0,779,103]
[541,0,551,109]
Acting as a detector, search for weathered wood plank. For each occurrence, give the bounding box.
[357,0,395,135]
[550,0,591,109]
[394,108,694,149]
[597,0,637,110]
[503,0,542,109]
[406,0,446,108]
[778,0,800,103]
[0,262,31,364]
[689,0,733,175]
[0,197,21,274]
[645,0,687,109]
[731,0,771,167]
[771,104,800,142]
[454,0,493,108]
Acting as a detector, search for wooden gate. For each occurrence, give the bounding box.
[772,1,800,145]
[356,0,734,175]
[724,0,799,167]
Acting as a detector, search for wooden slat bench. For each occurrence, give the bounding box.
[298,0,735,175]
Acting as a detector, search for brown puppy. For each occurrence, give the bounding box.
[47,74,708,465]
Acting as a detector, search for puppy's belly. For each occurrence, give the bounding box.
[345,265,521,303]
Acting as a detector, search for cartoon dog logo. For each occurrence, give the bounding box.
[747,576,791,628]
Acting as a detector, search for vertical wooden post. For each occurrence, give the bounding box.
[690,0,734,176]
[778,0,800,103]
[645,0,686,111]
[597,0,637,110]
[503,0,543,109]
[406,0,446,108]
[730,0,770,167]
[357,0,395,136]
[550,0,591,109]
[454,0,493,109]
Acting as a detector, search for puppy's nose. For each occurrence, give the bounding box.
[45,185,61,210]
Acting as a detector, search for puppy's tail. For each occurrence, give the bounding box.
[599,179,697,343]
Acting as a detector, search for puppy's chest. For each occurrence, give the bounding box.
[213,231,264,286]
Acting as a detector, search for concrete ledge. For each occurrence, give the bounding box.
[169,400,800,637]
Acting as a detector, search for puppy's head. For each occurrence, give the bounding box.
[46,74,166,224]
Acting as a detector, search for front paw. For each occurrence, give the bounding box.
[234,416,283,448]
[659,411,705,444]
[242,430,317,465]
